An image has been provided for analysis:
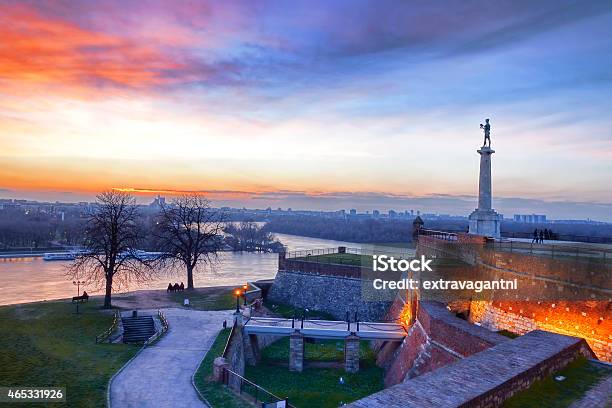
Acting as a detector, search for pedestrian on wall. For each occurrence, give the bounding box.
[539,229,544,243]
[532,229,538,243]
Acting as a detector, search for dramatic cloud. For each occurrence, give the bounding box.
[0,0,611,220]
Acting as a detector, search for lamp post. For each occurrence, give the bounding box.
[234,289,241,313]
[73,280,84,314]
[243,283,248,306]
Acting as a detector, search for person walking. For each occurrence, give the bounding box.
[539,229,545,244]
[532,228,538,243]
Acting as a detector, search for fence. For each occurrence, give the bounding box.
[95,310,120,343]
[284,246,414,265]
[502,231,612,244]
[417,229,458,241]
[222,368,295,408]
[488,240,611,264]
[144,310,170,346]
[418,229,612,265]
[222,320,237,358]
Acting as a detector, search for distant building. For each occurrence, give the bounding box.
[388,210,397,218]
[372,210,380,218]
[349,209,357,216]
[513,214,547,224]
[149,195,166,209]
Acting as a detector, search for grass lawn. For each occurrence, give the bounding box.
[0,299,140,408]
[192,328,251,408]
[496,330,520,339]
[246,338,384,407]
[166,289,235,310]
[293,253,370,266]
[114,286,237,311]
[503,357,612,408]
[260,337,377,363]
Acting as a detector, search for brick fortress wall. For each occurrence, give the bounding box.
[417,235,611,361]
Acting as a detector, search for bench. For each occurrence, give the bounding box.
[72,293,89,303]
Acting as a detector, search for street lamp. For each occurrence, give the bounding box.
[73,280,85,314]
[243,283,248,306]
[234,289,241,313]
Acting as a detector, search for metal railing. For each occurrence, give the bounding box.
[417,229,458,241]
[222,368,295,408]
[418,229,611,264]
[222,320,237,358]
[285,246,414,265]
[245,311,406,336]
[144,310,169,346]
[501,231,612,244]
[488,240,611,264]
[95,310,120,343]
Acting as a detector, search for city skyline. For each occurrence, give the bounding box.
[1,1,612,220]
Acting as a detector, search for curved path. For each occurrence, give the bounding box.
[110,308,233,408]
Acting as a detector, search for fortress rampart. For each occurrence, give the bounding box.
[416,234,611,361]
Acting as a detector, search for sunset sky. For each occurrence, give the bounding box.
[1,1,611,220]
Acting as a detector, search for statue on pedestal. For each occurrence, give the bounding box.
[479,118,491,147]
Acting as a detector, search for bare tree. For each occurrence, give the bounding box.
[154,194,225,289]
[69,191,152,309]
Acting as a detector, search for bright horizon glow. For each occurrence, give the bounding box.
[1,1,612,220]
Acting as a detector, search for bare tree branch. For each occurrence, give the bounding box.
[153,194,226,289]
[67,190,154,308]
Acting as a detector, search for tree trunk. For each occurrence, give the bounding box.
[187,265,194,289]
[104,273,113,309]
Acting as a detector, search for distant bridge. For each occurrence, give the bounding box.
[244,316,406,341]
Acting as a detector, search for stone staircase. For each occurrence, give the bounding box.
[122,314,156,343]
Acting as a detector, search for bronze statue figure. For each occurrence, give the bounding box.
[480,118,491,147]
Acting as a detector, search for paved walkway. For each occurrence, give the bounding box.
[110,308,233,408]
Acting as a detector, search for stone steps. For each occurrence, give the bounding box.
[122,316,155,343]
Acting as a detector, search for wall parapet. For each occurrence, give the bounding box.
[350,330,594,408]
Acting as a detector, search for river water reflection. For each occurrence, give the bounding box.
[0,233,360,306]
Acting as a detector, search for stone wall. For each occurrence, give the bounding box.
[469,300,612,362]
[221,319,245,390]
[268,270,392,321]
[349,330,595,408]
[417,235,612,362]
[381,300,508,387]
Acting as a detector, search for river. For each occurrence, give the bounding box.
[0,233,361,306]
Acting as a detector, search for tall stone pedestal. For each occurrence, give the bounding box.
[469,146,501,239]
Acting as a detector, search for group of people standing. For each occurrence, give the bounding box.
[532,228,554,243]
[167,282,185,292]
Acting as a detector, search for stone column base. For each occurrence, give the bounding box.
[213,357,229,382]
[345,334,360,373]
[289,332,304,372]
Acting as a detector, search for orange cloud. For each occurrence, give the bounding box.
[0,4,184,93]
